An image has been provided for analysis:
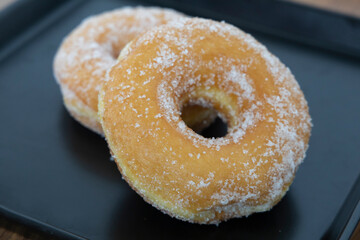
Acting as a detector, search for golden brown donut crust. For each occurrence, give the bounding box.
[99,18,312,224]
[53,7,185,134]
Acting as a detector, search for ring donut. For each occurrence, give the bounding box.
[99,18,312,224]
[53,7,186,134]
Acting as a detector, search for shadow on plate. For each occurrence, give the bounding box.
[60,108,120,182]
[109,189,298,240]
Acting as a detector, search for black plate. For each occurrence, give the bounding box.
[0,0,359,239]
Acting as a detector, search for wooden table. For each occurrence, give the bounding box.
[0,0,359,239]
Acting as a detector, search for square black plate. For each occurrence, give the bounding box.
[0,0,359,239]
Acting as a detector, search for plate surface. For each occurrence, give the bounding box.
[0,0,359,239]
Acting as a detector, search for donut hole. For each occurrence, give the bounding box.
[110,49,120,59]
[109,46,123,60]
[181,104,228,138]
[111,41,133,60]
[200,116,228,138]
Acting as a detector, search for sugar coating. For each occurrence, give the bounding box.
[53,7,185,133]
[100,18,312,224]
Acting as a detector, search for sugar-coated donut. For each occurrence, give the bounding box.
[53,7,185,134]
[99,18,311,224]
